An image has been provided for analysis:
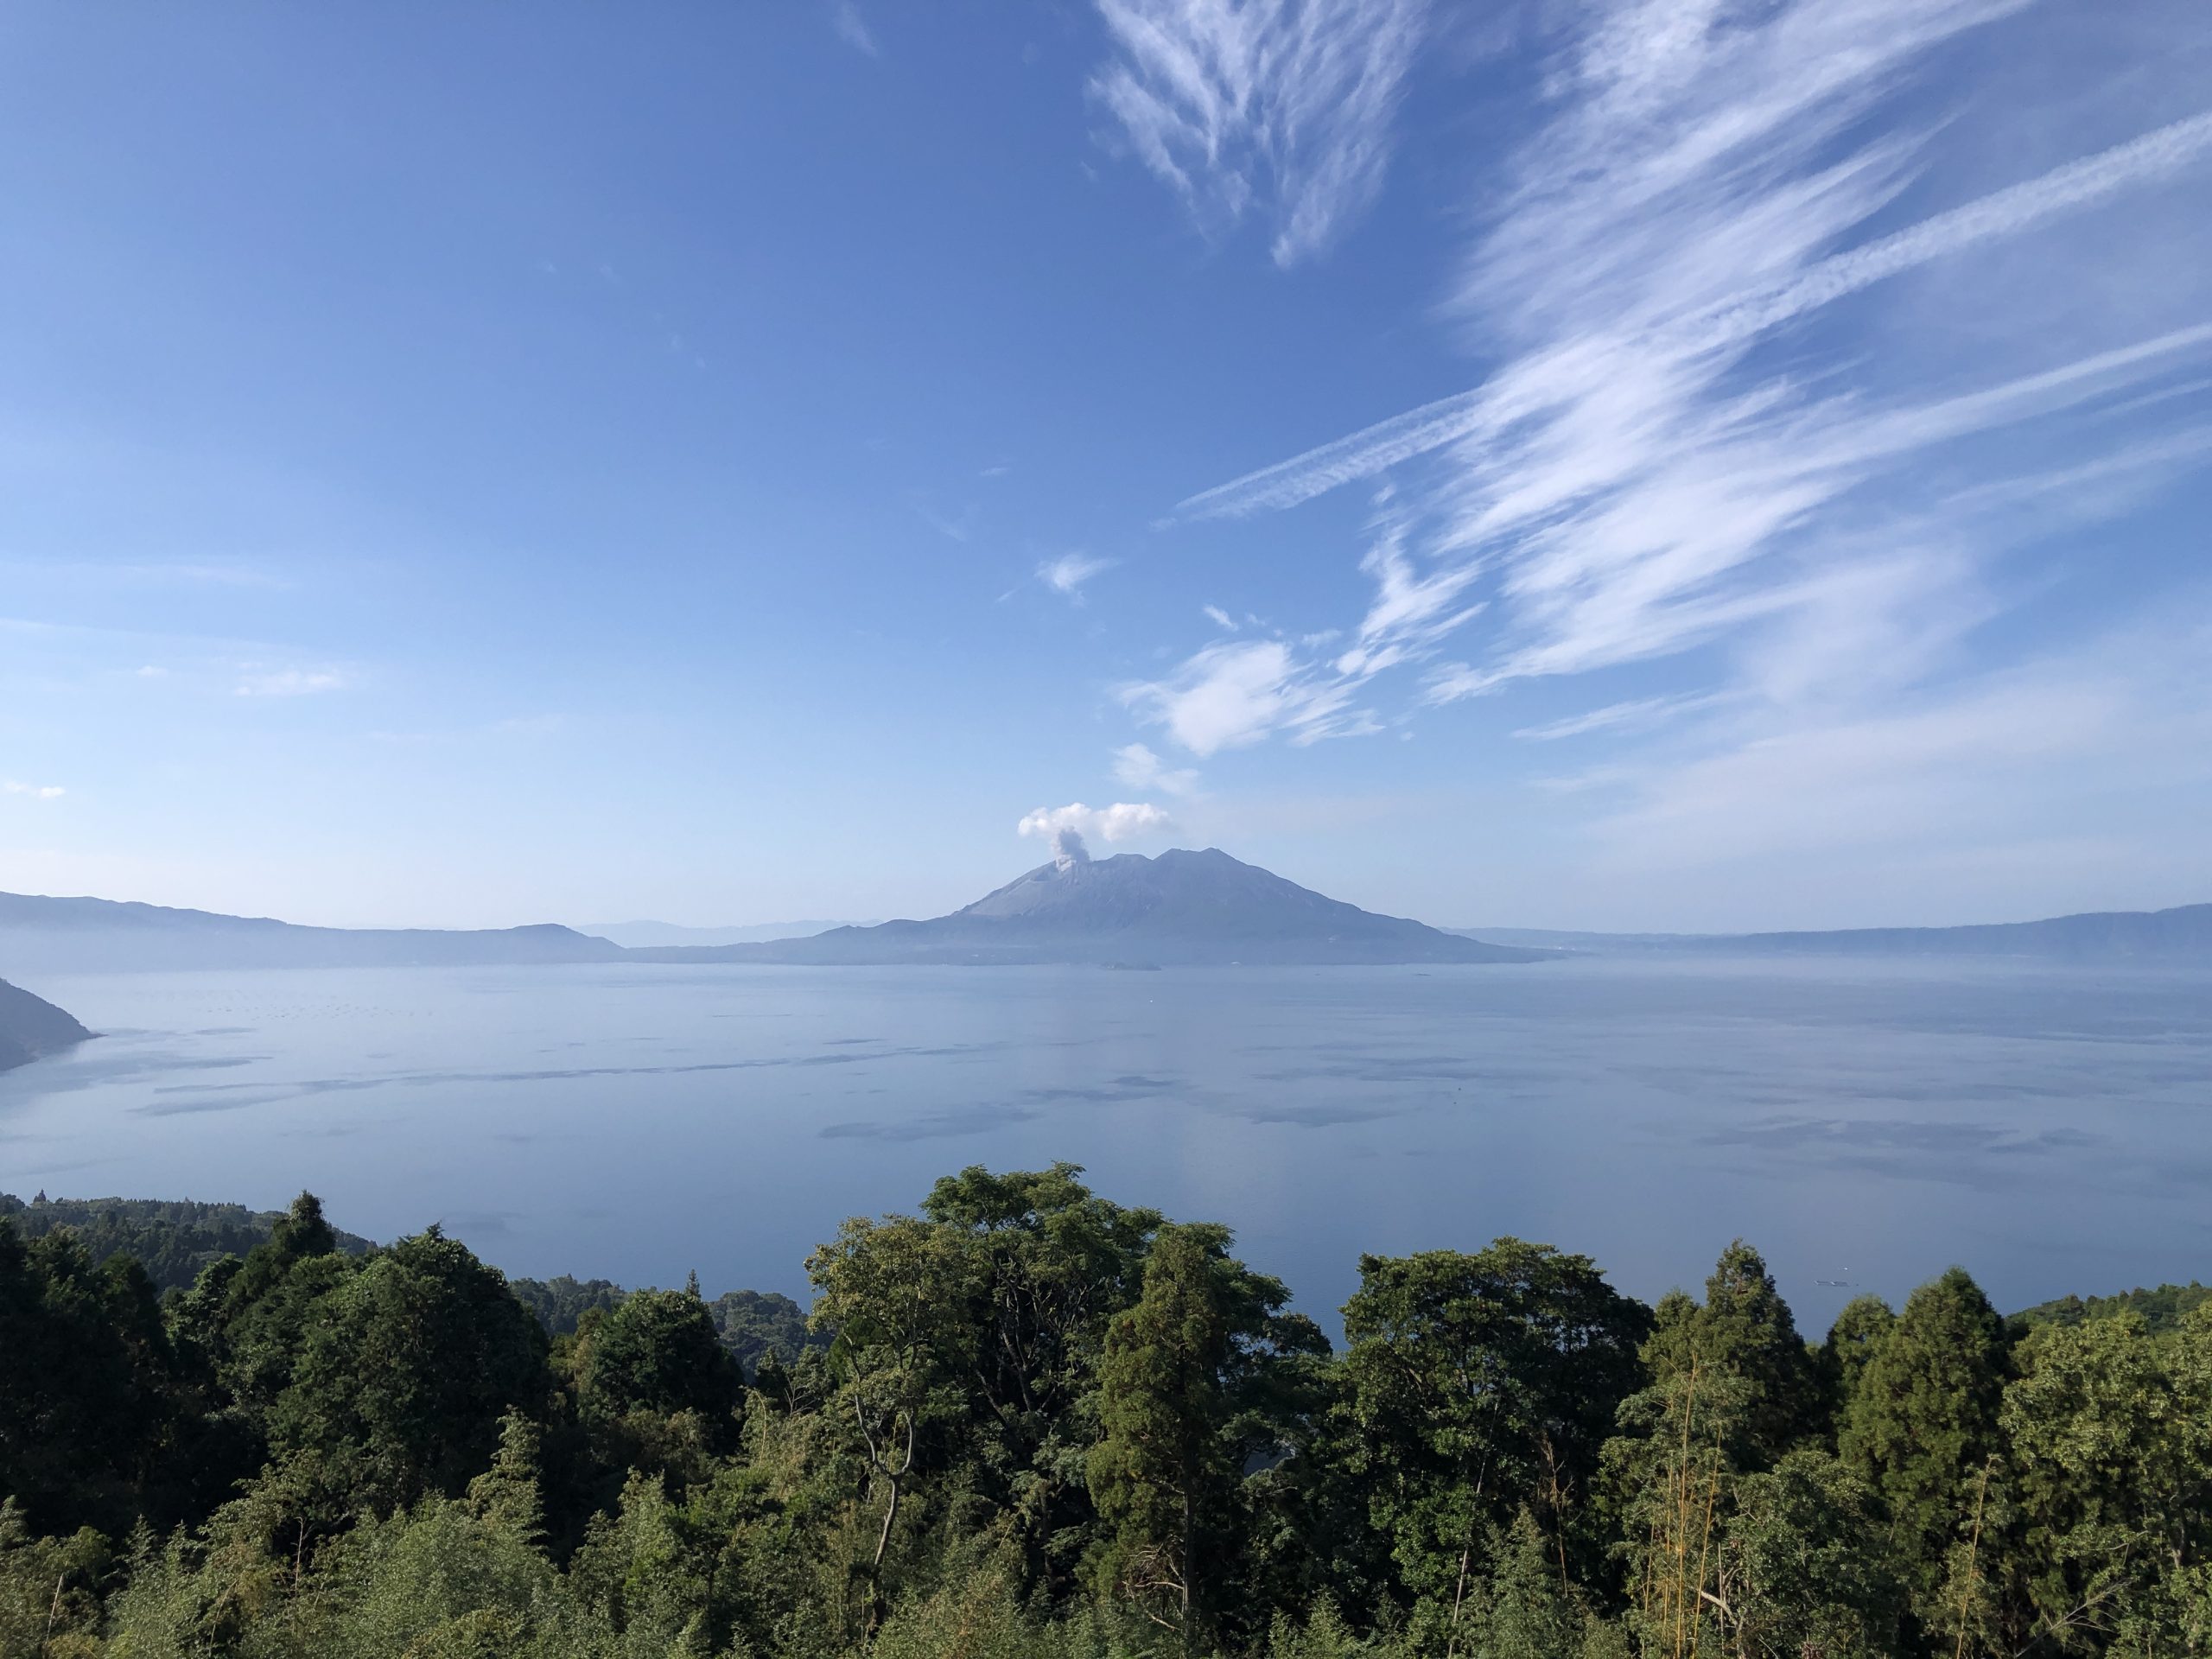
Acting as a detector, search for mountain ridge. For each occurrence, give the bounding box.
[0,891,625,974]
[1447,902,2212,960]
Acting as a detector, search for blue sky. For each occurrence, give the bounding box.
[2,0,2208,931]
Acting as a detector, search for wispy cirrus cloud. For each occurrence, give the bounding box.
[1090,0,1428,266]
[830,0,878,57]
[234,666,348,698]
[1038,552,1115,600]
[3,779,66,799]
[1113,741,1200,796]
[1512,693,1722,743]
[1129,0,2212,778]
[1121,635,1379,756]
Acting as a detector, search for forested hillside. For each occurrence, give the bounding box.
[4,1164,2209,1657]
[0,1194,373,1292]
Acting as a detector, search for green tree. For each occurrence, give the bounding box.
[1471,1508,1592,1659]
[1821,1294,1896,1425]
[1643,1242,1822,1465]
[1838,1266,2009,1618]
[1338,1240,1648,1639]
[1086,1220,1321,1654]
[919,1162,1163,1587]
[0,1500,108,1659]
[807,1209,982,1630]
[0,1222,176,1534]
[270,1227,552,1514]
[576,1287,744,1444]
[1998,1308,2212,1652]
[1604,1355,1758,1657]
[1719,1448,1903,1657]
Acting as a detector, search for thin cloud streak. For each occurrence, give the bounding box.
[1178,109,2212,523]
[1512,693,1721,742]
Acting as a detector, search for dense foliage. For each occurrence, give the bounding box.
[0,1194,372,1294]
[4,1166,2210,1657]
[2014,1281,2212,1337]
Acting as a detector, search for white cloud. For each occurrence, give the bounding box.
[1202,603,1237,631]
[1113,741,1200,795]
[1120,506,1473,753]
[1038,552,1115,599]
[2,779,65,799]
[1147,0,2212,766]
[1017,800,1174,844]
[1090,0,1428,265]
[1121,636,1379,756]
[831,0,878,56]
[234,667,347,697]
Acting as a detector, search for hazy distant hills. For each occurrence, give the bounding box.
[0,977,92,1071]
[7,879,2206,980]
[0,892,626,974]
[581,918,871,949]
[629,849,1544,967]
[1452,903,2212,961]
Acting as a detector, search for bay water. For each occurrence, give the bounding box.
[3,958,2207,1334]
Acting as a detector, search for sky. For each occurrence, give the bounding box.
[2,0,2209,932]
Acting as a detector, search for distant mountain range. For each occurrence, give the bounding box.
[0,892,624,975]
[1450,903,2212,961]
[3,875,2207,984]
[0,977,92,1071]
[579,918,871,950]
[627,849,1542,966]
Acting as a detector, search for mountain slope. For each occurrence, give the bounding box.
[0,978,93,1071]
[0,892,626,974]
[1449,903,2212,960]
[632,849,1542,966]
[581,918,869,949]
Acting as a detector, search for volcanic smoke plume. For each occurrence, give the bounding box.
[1016,801,1171,872]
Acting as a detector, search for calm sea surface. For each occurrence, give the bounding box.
[3,959,2208,1333]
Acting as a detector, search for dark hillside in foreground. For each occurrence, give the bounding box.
[0,976,92,1071]
[633,848,1544,966]
[0,1192,373,1289]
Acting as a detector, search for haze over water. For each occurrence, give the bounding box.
[5,959,2208,1331]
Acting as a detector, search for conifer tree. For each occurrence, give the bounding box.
[1838,1267,2008,1611]
[1821,1294,1897,1424]
[1088,1222,1240,1651]
[1087,1220,1319,1653]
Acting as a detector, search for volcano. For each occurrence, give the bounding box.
[629,849,1544,967]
